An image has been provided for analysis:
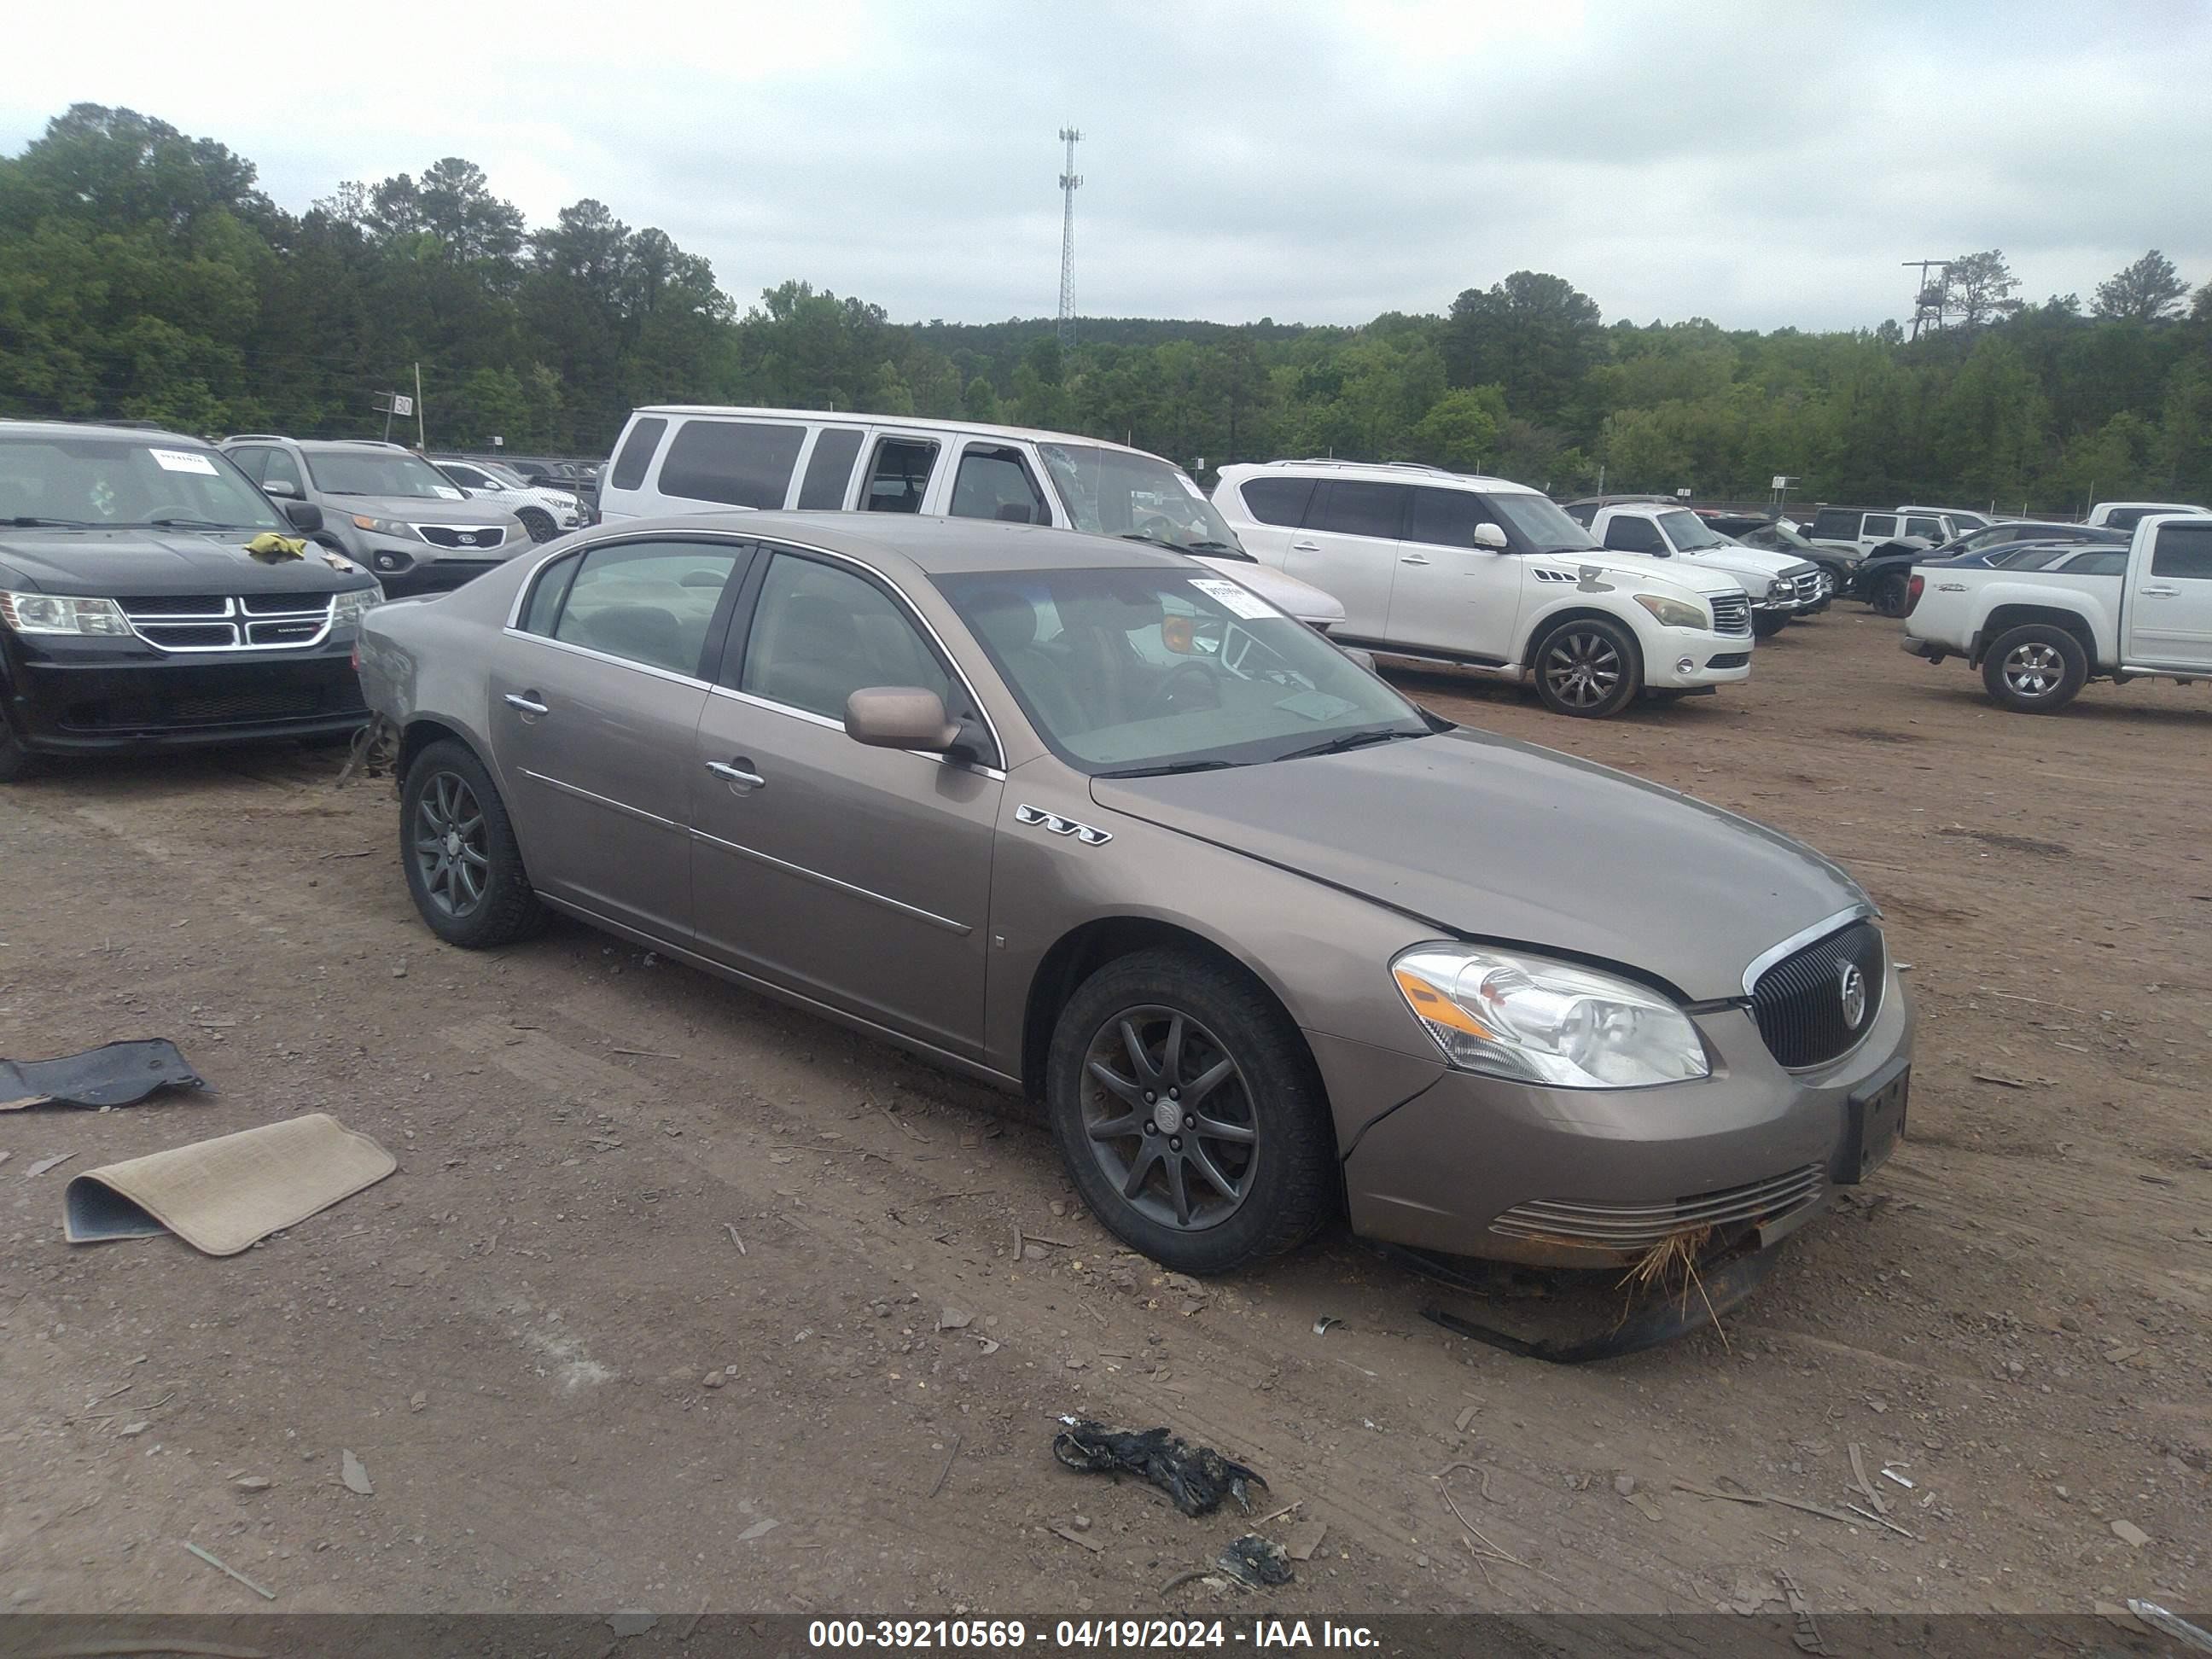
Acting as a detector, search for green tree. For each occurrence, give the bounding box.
[2093,250,2189,323]
[1441,271,1603,428]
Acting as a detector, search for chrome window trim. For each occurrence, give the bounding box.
[499,628,713,691]
[690,825,972,935]
[520,769,684,831]
[1739,901,1879,998]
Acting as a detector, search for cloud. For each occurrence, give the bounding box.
[3,0,2204,330]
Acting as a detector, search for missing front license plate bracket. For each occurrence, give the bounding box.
[1842,1060,1909,1183]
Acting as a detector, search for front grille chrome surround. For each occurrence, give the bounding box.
[1749,917,1887,1069]
[118,595,335,654]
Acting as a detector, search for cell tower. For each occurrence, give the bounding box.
[1057,126,1083,344]
[1903,258,1952,341]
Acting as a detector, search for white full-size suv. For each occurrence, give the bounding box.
[1211,461,1755,718]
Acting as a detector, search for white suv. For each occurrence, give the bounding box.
[1211,461,1755,718]
[1569,501,1826,638]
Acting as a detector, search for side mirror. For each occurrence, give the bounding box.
[1336,644,1377,672]
[280,499,324,533]
[262,477,300,499]
[845,687,961,753]
[1471,522,1510,550]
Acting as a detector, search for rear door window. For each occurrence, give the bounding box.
[546,538,749,676]
[1237,476,1315,527]
[1312,480,1407,540]
[948,444,1050,524]
[656,419,805,509]
[795,428,864,509]
[1862,514,1901,540]
[608,417,668,492]
[2151,521,2212,579]
[1602,515,1666,555]
[862,437,940,514]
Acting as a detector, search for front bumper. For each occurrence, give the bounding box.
[4,637,370,754]
[1644,637,1754,689]
[346,529,517,595]
[1335,963,1913,1268]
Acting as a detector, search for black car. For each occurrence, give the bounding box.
[0,422,383,779]
[1854,526,2126,615]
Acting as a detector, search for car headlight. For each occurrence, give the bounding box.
[352,515,422,541]
[1765,578,1792,602]
[1632,593,1709,629]
[331,586,381,628]
[1391,944,1710,1089]
[0,590,132,636]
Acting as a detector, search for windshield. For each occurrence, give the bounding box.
[1657,509,1729,550]
[307,450,467,500]
[475,460,533,488]
[936,565,1429,774]
[1493,492,1599,551]
[1743,521,1816,553]
[0,434,285,531]
[1036,444,1243,552]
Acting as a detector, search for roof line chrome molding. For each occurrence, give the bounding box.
[1740,902,1879,997]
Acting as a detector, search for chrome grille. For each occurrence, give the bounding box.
[119,595,334,654]
[415,523,506,550]
[1790,570,1824,606]
[1709,593,1751,636]
[1490,1163,1826,1251]
[1750,919,1886,1069]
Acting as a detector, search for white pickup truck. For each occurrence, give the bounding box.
[1901,513,2212,712]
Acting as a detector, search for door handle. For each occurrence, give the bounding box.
[2139,585,2180,597]
[1400,554,1432,566]
[706,760,766,789]
[504,691,549,715]
[1289,539,1320,551]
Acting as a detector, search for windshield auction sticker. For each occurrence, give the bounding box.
[148,447,219,475]
[1188,576,1274,620]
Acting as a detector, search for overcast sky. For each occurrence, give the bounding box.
[6,2,2205,333]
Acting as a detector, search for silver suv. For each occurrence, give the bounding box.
[222,436,529,596]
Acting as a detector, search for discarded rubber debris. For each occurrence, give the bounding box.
[2,1039,204,1112]
[1408,1242,1782,1363]
[1052,1417,1266,1516]
[1215,1534,1292,1586]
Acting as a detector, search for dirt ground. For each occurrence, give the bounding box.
[1,602,2206,1621]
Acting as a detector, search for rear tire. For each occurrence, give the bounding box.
[1531,616,1642,718]
[1045,948,1336,1276]
[399,740,546,946]
[1981,625,2087,714]
[1871,571,1912,617]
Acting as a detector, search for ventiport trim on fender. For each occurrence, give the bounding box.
[1015,804,1111,847]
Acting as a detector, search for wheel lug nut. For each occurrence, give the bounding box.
[1185,1115,1196,1129]
[1169,1138,1182,1151]
[1168,1089,1179,1100]
[1144,1092,1155,1104]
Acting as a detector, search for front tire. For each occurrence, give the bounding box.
[517,508,557,544]
[1532,616,1642,718]
[399,740,546,946]
[1870,571,1912,617]
[1752,611,1790,639]
[1981,625,2087,714]
[1045,948,1336,1276]
[0,710,40,783]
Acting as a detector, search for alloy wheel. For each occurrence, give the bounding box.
[1079,1005,1259,1231]
[1541,628,1622,709]
[2000,642,2065,700]
[413,771,491,917]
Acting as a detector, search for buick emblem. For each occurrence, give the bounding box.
[1838,962,1868,1029]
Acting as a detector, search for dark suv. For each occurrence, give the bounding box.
[221,436,529,596]
[0,422,382,777]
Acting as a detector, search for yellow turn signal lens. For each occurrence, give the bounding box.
[1392,967,1493,1039]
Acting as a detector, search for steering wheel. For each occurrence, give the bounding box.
[1143,661,1222,718]
[140,504,201,525]
[1134,515,1181,544]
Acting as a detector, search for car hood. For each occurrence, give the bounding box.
[1194,556,1347,626]
[1090,726,1867,1001]
[0,528,375,595]
[1687,544,1799,578]
[335,493,516,525]
[1525,549,1746,601]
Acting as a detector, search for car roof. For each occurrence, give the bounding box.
[620,509,1198,579]
[632,406,1176,467]
[1222,459,1544,496]
[0,419,208,445]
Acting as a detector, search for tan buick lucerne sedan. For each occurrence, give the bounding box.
[358,514,1911,1278]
